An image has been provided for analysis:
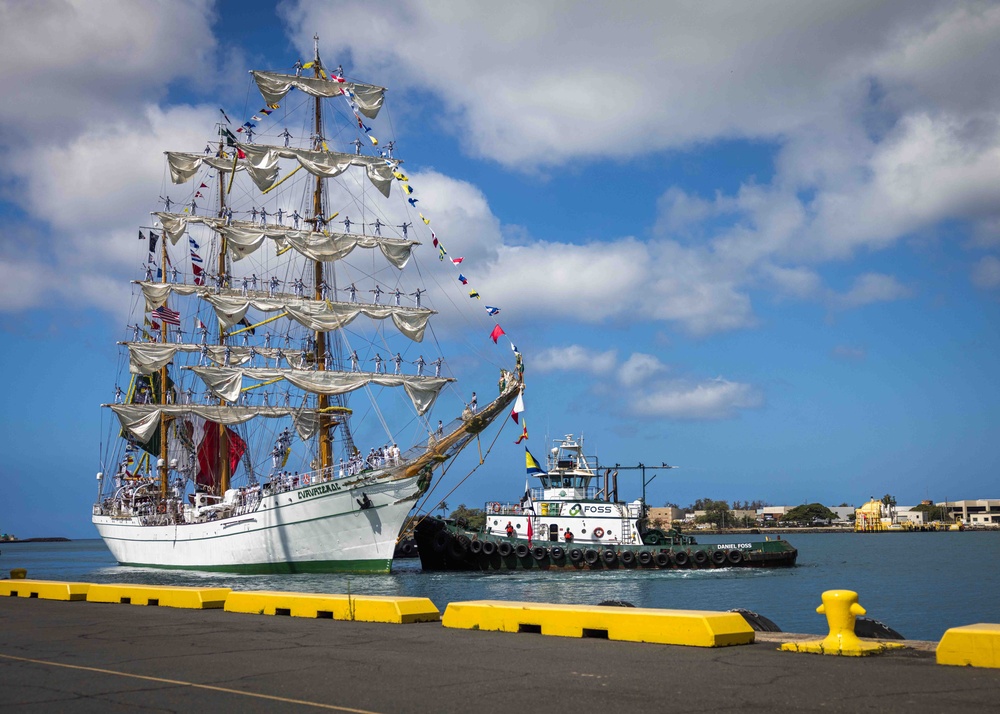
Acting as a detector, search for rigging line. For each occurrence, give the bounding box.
[402,412,511,539]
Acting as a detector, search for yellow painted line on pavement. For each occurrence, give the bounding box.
[0,653,382,713]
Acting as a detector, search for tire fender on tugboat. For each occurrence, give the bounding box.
[433,530,450,553]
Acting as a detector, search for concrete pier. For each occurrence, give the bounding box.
[1,597,998,713]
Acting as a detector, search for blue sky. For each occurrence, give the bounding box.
[2,0,1000,538]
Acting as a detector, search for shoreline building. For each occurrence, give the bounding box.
[937,500,1000,527]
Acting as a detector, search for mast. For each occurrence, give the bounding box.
[158,232,170,500]
[312,34,334,471]
[217,133,231,494]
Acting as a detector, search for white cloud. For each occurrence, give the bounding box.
[479,237,756,335]
[0,0,217,147]
[534,345,617,375]
[971,255,1000,290]
[760,264,823,300]
[829,273,913,310]
[533,344,760,420]
[280,0,1000,335]
[0,103,221,314]
[631,377,763,420]
[618,353,667,388]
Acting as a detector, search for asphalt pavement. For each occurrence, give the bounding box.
[1,597,998,713]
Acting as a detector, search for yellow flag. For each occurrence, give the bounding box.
[369,135,379,146]
[302,61,314,69]
[419,213,430,225]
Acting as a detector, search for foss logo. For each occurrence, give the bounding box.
[574,504,613,515]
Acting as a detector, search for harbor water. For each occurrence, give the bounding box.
[3,532,997,642]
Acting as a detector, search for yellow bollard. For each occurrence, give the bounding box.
[780,589,904,656]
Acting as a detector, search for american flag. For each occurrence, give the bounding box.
[152,306,181,326]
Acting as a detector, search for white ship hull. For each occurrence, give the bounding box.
[93,473,421,573]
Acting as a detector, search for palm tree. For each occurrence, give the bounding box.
[437,501,449,518]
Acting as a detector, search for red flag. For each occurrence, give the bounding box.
[515,420,528,444]
[196,422,247,489]
[526,516,533,547]
[237,148,246,159]
[199,183,208,188]
[490,324,505,343]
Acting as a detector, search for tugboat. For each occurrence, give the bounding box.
[415,434,797,571]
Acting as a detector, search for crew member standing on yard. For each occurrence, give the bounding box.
[506,521,515,538]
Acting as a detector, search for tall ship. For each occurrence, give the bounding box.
[415,434,797,571]
[94,39,521,573]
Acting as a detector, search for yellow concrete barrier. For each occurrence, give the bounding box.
[441,600,754,647]
[0,579,90,601]
[937,624,1000,668]
[224,591,440,624]
[86,584,230,609]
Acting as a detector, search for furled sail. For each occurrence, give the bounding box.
[239,144,397,196]
[252,71,385,118]
[165,152,271,187]
[110,404,321,443]
[156,213,226,245]
[126,342,302,374]
[138,283,434,340]
[189,366,451,416]
[219,225,418,267]
[153,214,418,266]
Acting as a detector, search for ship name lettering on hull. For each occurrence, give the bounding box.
[297,483,342,500]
